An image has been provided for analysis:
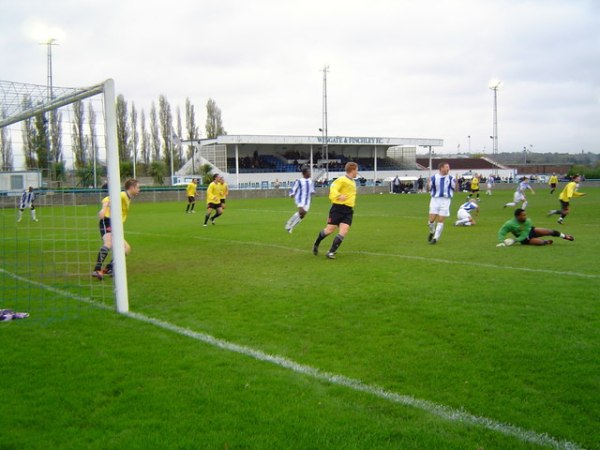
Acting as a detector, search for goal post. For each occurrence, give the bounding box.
[0,78,129,313]
[102,79,129,313]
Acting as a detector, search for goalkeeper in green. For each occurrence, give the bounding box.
[497,208,574,246]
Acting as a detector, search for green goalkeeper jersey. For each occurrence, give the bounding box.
[498,217,533,243]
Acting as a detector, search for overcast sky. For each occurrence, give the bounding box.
[2,0,599,158]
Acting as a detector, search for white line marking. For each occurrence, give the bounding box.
[129,231,600,279]
[1,268,587,450]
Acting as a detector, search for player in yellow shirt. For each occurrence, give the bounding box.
[218,177,229,210]
[548,173,559,194]
[185,178,199,213]
[468,175,480,200]
[92,178,141,280]
[547,175,586,224]
[312,162,359,259]
[204,174,224,226]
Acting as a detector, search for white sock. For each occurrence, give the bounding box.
[522,201,528,209]
[505,202,516,207]
[31,209,37,220]
[428,222,435,234]
[434,222,444,240]
[289,212,301,230]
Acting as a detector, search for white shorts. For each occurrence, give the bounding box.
[513,191,525,203]
[295,201,311,211]
[457,209,472,221]
[429,197,451,217]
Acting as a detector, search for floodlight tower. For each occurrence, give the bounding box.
[322,65,330,181]
[489,79,502,174]
[41,38,58,100]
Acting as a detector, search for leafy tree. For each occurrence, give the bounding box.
[159,95,173,177]
[140,110,150,173]
[199,163,213,185]
[87,102,99,179]
[20,96,37,169]
[116,94,130,162]
[149,160,166,185]
[205,98,226,138]
[175,106,183,169]
[150,102,160,162]
[185,97,199,162]
[72,100,87,169]
[33,113,50,173]
[0,108,14,170]
[130,102,139,172]
[49,109,63,180]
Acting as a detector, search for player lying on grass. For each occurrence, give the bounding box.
[497,208,574,247]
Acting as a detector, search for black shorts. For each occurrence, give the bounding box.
[327,204,353,226]
[220,199,226,205]
[520,227,543,244]
[187,196,195,203]
[207,202,221,210]
[99,218,112,237]
[550,183,557,189]
[560,200,569,210]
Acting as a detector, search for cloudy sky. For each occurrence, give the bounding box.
[2,0,599,159]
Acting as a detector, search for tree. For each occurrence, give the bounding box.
[185,97,199,165]
[87,102,98,173]
[21,96,37,169]
[0,108,14,170]
[199,163,213,185]
[175,106,183,169]
[33,113,50,173]
[130,102,139,172]
[116,94,130,162]
[150,102,160,162]
[49,109,64,181]
[149,160,166,185]
[205,98,226,139]
[72,100,87,169]
[159,95,173,178]
[140,110,150,171]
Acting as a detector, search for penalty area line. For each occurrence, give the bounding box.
[1,267,585,449]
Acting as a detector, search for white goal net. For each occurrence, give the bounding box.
[0,79,129,320]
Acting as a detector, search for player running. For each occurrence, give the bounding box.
[547,174,586,224]
[503,177,535,209]
[285,167,315,233]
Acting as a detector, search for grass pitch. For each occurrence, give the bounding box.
[1,186,599,449]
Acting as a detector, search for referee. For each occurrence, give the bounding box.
[312,161,358,259]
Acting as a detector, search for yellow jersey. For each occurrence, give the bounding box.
[102,192,132,223]
[206,181,220,204]
[558,181,584,203]
[470,177,479,190]
[329,175,357,208]
[218,182,229,200]
[186,182,197,197]
[549,175,558,185]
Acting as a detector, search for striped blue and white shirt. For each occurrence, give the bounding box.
[19,190,35,209]
[458,200,478,212]
[289,178,315,208]
[429,174,455,198]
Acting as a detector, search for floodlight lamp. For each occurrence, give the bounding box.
[488,79,502,89]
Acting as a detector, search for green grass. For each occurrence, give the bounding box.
[1,187,599,449]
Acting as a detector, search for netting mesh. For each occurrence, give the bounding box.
[1,80,115,321]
